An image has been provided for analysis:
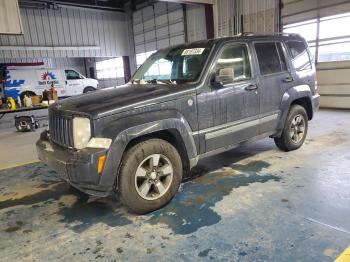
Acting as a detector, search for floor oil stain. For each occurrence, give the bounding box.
[147,161,280,235]
[57,195,132,233]
[4,221,23,233]
[0,183,68,210]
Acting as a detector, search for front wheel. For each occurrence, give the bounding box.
[83,86,96,93]
[274,105,308,151]
[118,139,183,214]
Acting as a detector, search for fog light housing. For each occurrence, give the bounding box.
[87,138,112,149]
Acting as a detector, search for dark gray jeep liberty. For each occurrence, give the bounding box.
[37,33,320,214]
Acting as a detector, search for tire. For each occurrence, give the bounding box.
[118,138,183,214]
[274,105,308,152]
[83,86,95,93]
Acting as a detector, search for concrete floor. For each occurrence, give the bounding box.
[0,109,349,261]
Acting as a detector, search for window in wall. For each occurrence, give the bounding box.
[254,42,286,75]
[213,44,251,85]
[283,12,350,62]
[96,57,124,79]
[286,41,312,71]
[136,51,156,68]
[283,19,318,42]
[318,12,350,62]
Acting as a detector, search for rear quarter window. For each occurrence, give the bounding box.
[286,41,312,71]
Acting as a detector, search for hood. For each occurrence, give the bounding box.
[54,84,194,118]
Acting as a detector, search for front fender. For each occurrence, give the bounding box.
[276,84,313,136]
[98,117,197,190]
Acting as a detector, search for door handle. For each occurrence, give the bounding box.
[283,76,294,83]
[245,84,258,91]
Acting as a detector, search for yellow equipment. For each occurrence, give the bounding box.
[6,97,16,110]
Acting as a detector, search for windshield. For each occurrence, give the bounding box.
[131,45,213,85]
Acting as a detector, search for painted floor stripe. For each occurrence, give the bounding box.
[335,246,350,262]
[0,160,40,171]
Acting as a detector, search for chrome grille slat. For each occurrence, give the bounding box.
[49,110,74,148]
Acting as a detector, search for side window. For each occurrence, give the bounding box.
[65,70,81,80]
[255,42,287,75]
[286,41,312,71]
[213,44,251,85]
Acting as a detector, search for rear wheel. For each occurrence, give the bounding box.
[274,105,308,151]
[118,138,183,214]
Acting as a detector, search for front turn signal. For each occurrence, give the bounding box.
[97,155,106,174]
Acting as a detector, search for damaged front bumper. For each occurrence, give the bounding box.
[36,130,113,197]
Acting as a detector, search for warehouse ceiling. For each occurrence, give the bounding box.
[18,0,151,11]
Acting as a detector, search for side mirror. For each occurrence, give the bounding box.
[216,68,234,85]
[210,67,234,88]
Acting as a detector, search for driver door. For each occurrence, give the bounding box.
[65,70,83,96]
[197,42,260,153]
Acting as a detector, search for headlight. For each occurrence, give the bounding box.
[73,117,91,149]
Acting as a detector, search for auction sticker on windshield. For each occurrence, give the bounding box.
[181,48,205,56]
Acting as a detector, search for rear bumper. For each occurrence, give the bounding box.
[312,94,320,114]
[36,130,113,196]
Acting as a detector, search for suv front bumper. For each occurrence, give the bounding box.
[312,94,320,113]
[36,130,112,196]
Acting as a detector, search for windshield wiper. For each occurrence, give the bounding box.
[130,79,140,84]
[146,79,176,85]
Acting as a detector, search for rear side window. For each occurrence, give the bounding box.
[286,41,312,71]
[255,42,287,75]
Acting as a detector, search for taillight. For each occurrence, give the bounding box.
[315,80,318,91]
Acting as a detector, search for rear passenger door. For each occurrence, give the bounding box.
[253,41,294,135]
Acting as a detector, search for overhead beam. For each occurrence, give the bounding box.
[158,0,214,5]
[0,45,100,51]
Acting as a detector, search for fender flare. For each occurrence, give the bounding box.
[275,84,313,136]
[98,117,197,189]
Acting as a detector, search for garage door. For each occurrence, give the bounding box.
[132,2,185,67]
[282,0,350,109]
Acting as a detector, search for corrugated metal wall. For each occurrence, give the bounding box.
[242,0,279,33]
[186,4,207,42]
[0,7,129,59]
[133,2,185,54]
[215,0,278,37]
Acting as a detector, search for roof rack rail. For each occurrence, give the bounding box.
[236,32,302,37]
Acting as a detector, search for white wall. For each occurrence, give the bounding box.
[0,0,22,34]
[317,61,350,109]
[0,6,130,59]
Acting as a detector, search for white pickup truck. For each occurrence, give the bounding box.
[2,68,99,101]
